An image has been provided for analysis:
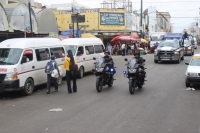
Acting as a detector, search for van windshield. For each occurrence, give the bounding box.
[0,48,23,65]
[151,35,163,41]
[65,45,77,56]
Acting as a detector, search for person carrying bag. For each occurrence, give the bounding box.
[63,50,78,93]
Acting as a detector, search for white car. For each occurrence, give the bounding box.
[185,54,200,87]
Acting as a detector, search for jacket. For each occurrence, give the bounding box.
[63,57,77,71]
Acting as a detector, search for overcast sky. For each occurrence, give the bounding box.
[36,0,200,32]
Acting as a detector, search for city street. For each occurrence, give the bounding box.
[1,49,200,133]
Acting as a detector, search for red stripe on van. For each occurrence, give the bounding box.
[17,64,63,75]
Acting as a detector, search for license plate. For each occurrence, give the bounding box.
[160,57,170,59]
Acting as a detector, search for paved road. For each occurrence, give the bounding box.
[1,49,200,133]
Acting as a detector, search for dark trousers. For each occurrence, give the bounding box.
[47,74,58,92]
[122,49,126,56]
[66,71,77,93]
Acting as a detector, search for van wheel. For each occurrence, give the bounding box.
[78,67,84,79]
[57,76,62,85]
[23,78,34,96]
[154,60,158,63]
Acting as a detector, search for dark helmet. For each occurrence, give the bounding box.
[134,51,140,56]
[104,51,109,54]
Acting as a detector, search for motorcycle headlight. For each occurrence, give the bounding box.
[188,47,192,50]
[187,72,198,77]
[128,69,137,73]
[96,68,104,72]
[4,72,18,81]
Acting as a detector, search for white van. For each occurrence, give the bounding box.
[60,38,105,78]
[150,32,166,48]
[0,38,66,95]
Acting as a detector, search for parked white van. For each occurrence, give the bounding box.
[0,38,66,95]
[60,38,105,78]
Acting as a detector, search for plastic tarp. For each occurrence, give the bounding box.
[11,3,36,32]
[34,9,59,34]
[61,29,81,38]
[0,4,5,31]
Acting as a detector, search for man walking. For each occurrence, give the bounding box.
[45,55,60,94]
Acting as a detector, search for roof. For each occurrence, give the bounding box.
[0,38,61,49]
[60,38,103,45]
[164,33,182,38]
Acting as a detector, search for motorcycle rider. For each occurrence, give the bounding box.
[133,51,146,84]
[103,51,115,80]
[103,51,114,66]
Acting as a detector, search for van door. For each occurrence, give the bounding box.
[85,45,95,72]
[50,47,66,77]
[76,46,85,71]
[34,48,50,85]
[18,49,36,86]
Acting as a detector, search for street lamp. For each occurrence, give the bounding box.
[140,0,143,38]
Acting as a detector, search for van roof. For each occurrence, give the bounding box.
[60,38,103,46]
[0,38,61,49]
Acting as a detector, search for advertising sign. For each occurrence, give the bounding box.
[100,12,124,25]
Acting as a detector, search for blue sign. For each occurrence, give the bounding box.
[100,12,125,25]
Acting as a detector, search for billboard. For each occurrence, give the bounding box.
[100,12,125,25]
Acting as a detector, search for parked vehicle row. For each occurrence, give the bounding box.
[0,38,105,95]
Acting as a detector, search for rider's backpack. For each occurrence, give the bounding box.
[45,61,55,74]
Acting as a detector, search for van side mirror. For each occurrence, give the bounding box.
[124,58,128,61]
[93,57,96,60]
[185,63,189,65]
[21,56,27,64]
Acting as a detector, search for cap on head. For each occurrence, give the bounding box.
[51,55,56,60]
[104,51,109,54]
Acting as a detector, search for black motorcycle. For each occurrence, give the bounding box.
[93,57,116,93]
[124,58,146,94]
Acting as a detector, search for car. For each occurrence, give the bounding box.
[184,39,194,56]
[185,54,200,87]
[154,40,184,63]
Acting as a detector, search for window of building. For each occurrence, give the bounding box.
[35,48,50,61]
[85,46,94,55]
[50,47,65,58]
[94,45,104,53]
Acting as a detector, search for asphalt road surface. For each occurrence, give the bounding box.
[1,49,200,133]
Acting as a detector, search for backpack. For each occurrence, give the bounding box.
[69,59,78,76]
[45,61,55,74]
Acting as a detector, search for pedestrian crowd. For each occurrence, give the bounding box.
[106,40,151,56]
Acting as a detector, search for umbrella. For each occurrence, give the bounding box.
[140,39,148,43]
[111,35,121,42]
[118,36,137,41]
[131,34,139,39]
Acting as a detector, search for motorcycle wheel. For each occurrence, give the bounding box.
[129,79,135,94]
[96,79,103,93]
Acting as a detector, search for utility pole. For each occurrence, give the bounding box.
[140,0,143,38]
[28,1,33,37]
[72,6,75,38]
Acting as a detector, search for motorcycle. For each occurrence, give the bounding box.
[123,58,147,94]
[92,57,116,93]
